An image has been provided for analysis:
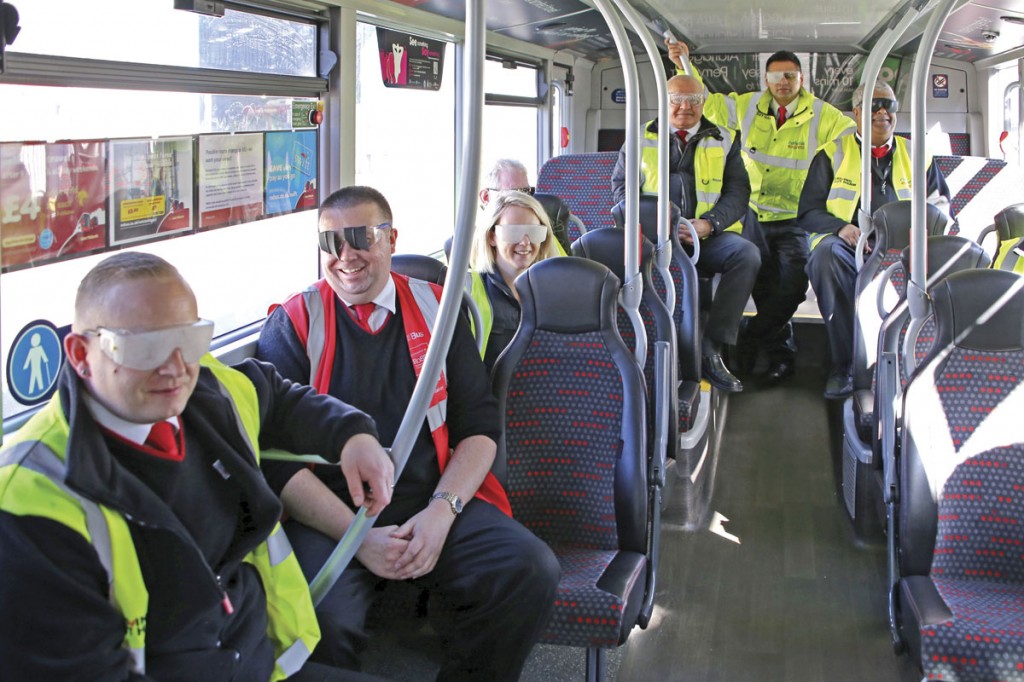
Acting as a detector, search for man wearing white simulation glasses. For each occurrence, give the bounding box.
[257,185,559,680]
[0,251,393,682]
[669,42,855,386]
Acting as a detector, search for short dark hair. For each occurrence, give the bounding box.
[320,186,393,223]
[766,51,801,71]
[75,252,183,325]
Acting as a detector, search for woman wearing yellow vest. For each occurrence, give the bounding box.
[468,190,563,372]
[800,83,951,399]
[0,252,393,681]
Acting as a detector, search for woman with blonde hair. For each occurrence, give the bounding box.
[468,190,563,371]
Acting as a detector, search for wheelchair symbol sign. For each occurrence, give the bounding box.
[7,320,65,406]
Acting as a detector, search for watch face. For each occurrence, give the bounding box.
[453,497,464,513]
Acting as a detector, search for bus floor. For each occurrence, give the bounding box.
[361,323,924,681]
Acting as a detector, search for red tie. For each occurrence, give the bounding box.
[777,106,787,127]
[351,303,377,332]
[871,144,890,159]
[676,130,688,145]
[146,422,181,460]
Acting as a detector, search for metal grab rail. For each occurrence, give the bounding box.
[304,0,488,606]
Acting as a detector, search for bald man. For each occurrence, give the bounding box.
[0,251,392,681]
[612,74,761,392]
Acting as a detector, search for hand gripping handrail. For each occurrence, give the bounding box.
[303,0,487,606]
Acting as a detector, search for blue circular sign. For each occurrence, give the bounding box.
[611,88,627,104]
[38,228,55,251]
[6,320,65,406]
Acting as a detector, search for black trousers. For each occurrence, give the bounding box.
[694,231,762,346]
[806,234,857,369]
[285,500,560,682]
[744,218,809,363]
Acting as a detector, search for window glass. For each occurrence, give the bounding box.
[484,59,538,97]
[354,22,455,257]
[12,0,316,76]
[480,106,538,188]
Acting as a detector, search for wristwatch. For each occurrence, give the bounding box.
[430,491,463,516]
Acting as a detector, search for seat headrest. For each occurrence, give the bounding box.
[390,254,448,285]
[930,269,1024,351]
[900,235,991,279]
[872,201,948,252]
[516,257,620,334]
[533,192,573,253]
[571,228,654,280]
[611,195,680,245]
[995,202,1024,241]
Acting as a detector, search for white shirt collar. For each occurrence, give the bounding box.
[336,273,397,314]
[82,393,179,446]
[670,123,701,138]
[855,132,895,149]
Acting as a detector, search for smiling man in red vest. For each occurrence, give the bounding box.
[257,186,560,680]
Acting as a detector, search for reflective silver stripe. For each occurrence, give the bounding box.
[276,638,311,677]
[805,98,824,150]
[425,400,447,433]
[740,98,758,138]
[4,442,117,598]
[831,138,846,175]
[895,187,912,200]
[303,289,325,388]
[212,377,256,459]
[827,187,858,203]
[695,131,730,208]
[745,148,813,170]
[407,279,440,325]
[640,136,657,148]
[750,202,791,215]
[265,524,294,567]
[129,647,145,674]
[723,98,739,130]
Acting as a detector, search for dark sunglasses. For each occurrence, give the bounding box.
[869,98,899,113]
[317,223,391,256]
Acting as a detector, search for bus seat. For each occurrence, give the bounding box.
[933,155,1022,243]
[840,201,948,532]
[572,228,679,458]
[533,192,575,254]
[571,229,673,626]
[894,269,1024,671]
[990,204,1024,273]
[976,202,1024,252]
[390,253,447,284]
[491,257,649,681]
[536,152,620,235]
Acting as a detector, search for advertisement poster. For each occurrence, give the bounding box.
[375,27,446,91]
[109,137,193,246]
[198,133,264,230]
[690,54,761,95]
[809,54,903,110]
[1,141,107,272]
[265,130,318,216]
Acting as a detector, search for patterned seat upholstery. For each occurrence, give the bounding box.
[612,196,703,427]
[536,153,620,240]
[933,155,1021,242]
[894,269,1024,675]
[492,257,649,673]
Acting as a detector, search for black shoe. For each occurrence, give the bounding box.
[764,361,795,386]
[702,353,743,393]
[732,334,758,375]
[824,367,853,400]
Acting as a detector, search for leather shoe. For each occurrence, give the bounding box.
[764,361,795,386]
[824,367,853,400]
[702,354,743,393]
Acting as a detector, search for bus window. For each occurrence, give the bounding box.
[354,22,455,257]
[0,2,324,423]
[481,58,541,186]
[1004,81,1020,163]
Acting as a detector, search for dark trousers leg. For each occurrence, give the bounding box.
[419,501,560,682]
[697,232,761,346]
[747,219,809,363]
[806,235,857,368]
[284,519,380,671]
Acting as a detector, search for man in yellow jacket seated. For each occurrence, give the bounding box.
[0,252,394,681]
[668,41,855,385]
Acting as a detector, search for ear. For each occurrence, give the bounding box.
[388,226,398,254]
[479,188,489,206]
[64,332,91,378]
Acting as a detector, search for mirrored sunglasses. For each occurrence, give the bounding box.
[87,320,214,370]
[669,93,705,107]
[765,70,800,84]
[870,97,899,113]
[318,223,392,256]
[495,223,548,245]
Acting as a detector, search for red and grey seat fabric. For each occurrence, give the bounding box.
[893,269,1024,678]
[537,152,620,239]
[571,229,674,627]
[491,257,649,681]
